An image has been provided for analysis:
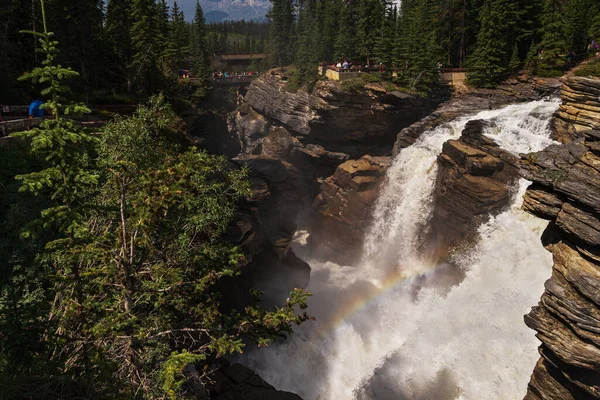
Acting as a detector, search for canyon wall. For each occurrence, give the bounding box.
[226,70,443,270]
[521,77,600,400]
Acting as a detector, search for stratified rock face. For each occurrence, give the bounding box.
[244,70,440,157]
[393,77,561,156]
[428,120,520,253]
[520,127,600,400]
[552,77,600,143]
[310,155,391,265]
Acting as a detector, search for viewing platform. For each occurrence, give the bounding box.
[440,68,467,85]
[318,65,385,81]
[318,65,468,85]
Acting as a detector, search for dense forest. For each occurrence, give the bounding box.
[3,0,599,102]
[273,0,600,90]
[0,0,269,103]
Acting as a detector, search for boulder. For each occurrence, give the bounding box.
[182,362,303,400]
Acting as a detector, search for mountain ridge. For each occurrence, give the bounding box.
[167,0,270,21]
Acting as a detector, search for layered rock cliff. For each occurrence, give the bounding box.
[552,76,600,143]
[428,120,520,253]
[521,77,600,400]
[244,69,441,157]
[310,155,390,265]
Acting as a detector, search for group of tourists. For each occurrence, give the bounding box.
[332,60,384,72]
[212,71,255,79]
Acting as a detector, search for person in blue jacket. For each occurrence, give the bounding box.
[29,99,45,118]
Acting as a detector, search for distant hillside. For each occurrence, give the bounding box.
[168,0,270,21]
[205,10,229,22]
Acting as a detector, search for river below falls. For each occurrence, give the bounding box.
[240,99,561,400]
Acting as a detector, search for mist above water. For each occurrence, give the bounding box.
[241,99,559,399]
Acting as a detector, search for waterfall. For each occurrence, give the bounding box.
[241,99,560,400]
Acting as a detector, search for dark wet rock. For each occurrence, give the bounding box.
[182,363,303,400]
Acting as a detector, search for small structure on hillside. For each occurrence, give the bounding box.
[440,68,467,86]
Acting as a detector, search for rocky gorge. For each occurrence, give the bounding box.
[199,68,600,399]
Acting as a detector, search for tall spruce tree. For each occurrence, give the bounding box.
[192,1,211,97]
[537,0,567,71]
[268,0,295,66]
[334,0,357,60]
[130,0,163,93]
[374,3,396,66]
[14,0,98,386]
[166,0,189,72]
[467,0,517,87]
[395,0,440,92]
[294,0,319,88]
[106,0,135,92]
[356,0,386,64]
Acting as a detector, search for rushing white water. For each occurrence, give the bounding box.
[241,99,559,399]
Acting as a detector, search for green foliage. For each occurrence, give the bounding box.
[574,61,600,77]
[394,0,440,93]
[294,0,320,90]
[356,0,385,63]
[130,0,164,94]
[340,73,381,93]
[537,0,567,69]
[191,0,211,99]
[160,350,206,399]
[467,0,517,88]
[268,0,295,66]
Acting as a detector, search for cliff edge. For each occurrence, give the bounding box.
[521,76,600,400]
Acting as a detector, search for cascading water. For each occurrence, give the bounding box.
[241,99,560,399]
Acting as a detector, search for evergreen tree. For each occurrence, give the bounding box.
[268,0,295,66]
[130,0,163,94]
[374,4,396,66]
[166,0,189,71]
[467,0,517,87]
[156,0,171,52]
[314,0,342,62]
[395,0,440,92]
[334,0,357,60]
[192,1,211,97]
[106,0,135,92]
[537,0,567,71]
[356,0,386,64]
[14,0,98,385]
[564,0,593,54]
[294,0,319,88]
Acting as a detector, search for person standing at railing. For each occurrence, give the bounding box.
[28,99,45,131]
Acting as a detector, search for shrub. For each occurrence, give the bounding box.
[574,61,600,77]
